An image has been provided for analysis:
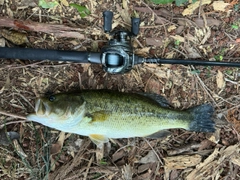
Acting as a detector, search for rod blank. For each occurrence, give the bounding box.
[0,47,101,63]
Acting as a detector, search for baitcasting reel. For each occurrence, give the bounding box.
[100,11,141,74]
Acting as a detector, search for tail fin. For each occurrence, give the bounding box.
[188,104,215,132]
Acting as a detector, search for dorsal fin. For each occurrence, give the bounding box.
[137,93,171,108]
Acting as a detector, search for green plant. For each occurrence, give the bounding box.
[174,40,180,47]
[99,158,108,165]
[69,3,91,18]
[234,4,239,11]
[225,69,233,75]
[39,0,59,9]
[214,49,225,61]
[231,24,239,30]
[190,69,201,75]
[214,55,223,61]
[151,0,197,6]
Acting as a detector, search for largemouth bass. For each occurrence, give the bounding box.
[27,90,215,146]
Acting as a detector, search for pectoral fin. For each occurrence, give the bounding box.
[87,110,109,123]
[146,130,172,139]
[89,134,109,147]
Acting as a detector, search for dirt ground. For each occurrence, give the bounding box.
[0,0,240,179]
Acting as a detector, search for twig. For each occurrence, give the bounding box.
[0,60,48,71]
[134,38,144,48]
[143,138,164,165]
[13,93,35,110]
[225,78,240,85]
[0,110,27,120]
[198,0,203,18]
[83,156,93,180]
[172,47,188,58]
[140,24,170,28]
[0,110,27,128]
[0,120,27,129]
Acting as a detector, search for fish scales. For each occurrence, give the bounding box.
[27,90,215,147]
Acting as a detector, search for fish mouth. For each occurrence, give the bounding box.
[35,99,51,116]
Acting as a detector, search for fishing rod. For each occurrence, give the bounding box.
[0,11,239,74]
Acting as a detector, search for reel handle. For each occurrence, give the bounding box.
[103,11,113,33]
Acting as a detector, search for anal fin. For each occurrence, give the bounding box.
[89,134,109,148]
[146,130,172,139]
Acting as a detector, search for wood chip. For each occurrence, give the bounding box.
[216,70,225,89]
[164,154,202,170]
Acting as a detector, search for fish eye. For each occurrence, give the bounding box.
[49,95,56,102]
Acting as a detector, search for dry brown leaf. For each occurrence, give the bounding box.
[227,109,240,133]
[185,45,202,58]
[167,25,177,32]
[194,18,221,27]
[51,131,66,155]
[216,70,225,89]
[155,17,168,25]
[182,0,211,16]
[212,1,229,11]
[185,33,198,43]
[146,37,163,46]
[112,149,125,162]
[1,29,29,45]
[139,150,158,164]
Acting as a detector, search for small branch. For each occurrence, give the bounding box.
[0,110,26,120]
[0,110,27,128]
[0,120,27,129]
[0,17,85,39]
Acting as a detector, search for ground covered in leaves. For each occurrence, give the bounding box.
[0,0,240,179]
